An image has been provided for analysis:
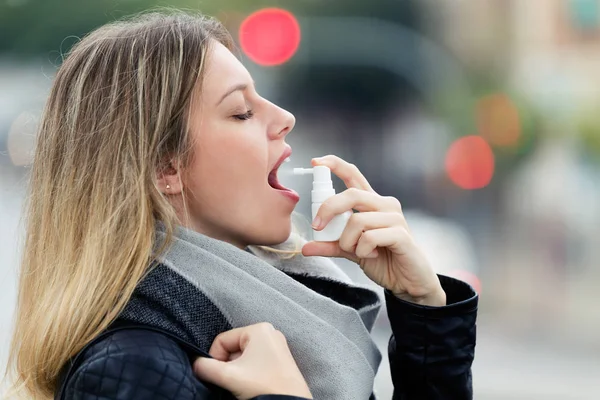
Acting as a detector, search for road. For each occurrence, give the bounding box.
[370,319,599,400]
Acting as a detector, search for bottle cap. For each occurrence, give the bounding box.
[293,166,335,203]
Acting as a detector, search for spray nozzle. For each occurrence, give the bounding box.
[293,167,313,175]
[293,165,332,182]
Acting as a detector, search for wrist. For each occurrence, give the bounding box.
[265,382,312,399]
[393,287,447,307]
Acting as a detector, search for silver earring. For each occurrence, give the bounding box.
[166,184,171,190]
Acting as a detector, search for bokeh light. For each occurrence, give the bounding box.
[239,8,301,66]
[448,269,482,294]
[8,111,37,166]
[445,135,495,190]
[476,93,521,147]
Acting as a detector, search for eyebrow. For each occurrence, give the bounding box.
[216,81,256,106]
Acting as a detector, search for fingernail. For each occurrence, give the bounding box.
[312,216,322,229]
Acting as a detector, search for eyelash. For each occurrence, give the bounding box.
[232,109,254,121]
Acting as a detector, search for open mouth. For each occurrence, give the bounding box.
[268,147,292,191]
[268,162,299,203]
[267,147,299,204]
[268,168,288,191]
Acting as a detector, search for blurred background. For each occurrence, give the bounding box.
[2,0,600,398]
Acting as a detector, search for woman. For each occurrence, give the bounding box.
[8,10,477,400]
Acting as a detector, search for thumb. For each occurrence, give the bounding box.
[193,357,231,387]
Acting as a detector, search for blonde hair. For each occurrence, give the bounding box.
[7,10,235,399]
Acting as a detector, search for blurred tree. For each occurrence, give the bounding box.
[577,108,600,161]
[0,0,151,57]
[0,0,422,112]
[0,0,285,57]
[282,0,423,115]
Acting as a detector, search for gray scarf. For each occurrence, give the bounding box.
[156,226,382,400]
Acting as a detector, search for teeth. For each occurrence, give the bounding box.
[284,157,291,163]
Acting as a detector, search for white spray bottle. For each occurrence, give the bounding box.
[293,165,352,242]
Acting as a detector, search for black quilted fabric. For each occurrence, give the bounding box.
[66,329,213,399]
[64,328,309,400]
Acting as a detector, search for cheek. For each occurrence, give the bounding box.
[188,128,267,195]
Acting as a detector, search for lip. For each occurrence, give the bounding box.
[278,188,300,203]
[271,145,292,173]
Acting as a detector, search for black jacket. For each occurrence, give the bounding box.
[55,274,477,400]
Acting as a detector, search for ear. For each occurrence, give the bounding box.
[157,160,183,196]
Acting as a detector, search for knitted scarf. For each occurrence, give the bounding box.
[126,226,382,399]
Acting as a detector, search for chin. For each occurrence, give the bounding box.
[246,219,293,246]
[259,227,293,246]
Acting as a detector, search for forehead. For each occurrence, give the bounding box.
[201,41,252,100]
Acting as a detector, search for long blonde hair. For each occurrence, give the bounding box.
[7,10,234,399]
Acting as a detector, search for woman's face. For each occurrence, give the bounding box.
[177,41,298,248]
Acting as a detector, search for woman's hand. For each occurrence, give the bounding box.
[193,323,313,400]
[302,155,446,307]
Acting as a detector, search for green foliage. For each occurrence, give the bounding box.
[0,0,294,57]
[577,109,600,161]
[1,0,148,56]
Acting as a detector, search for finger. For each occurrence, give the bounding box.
[312,155,374,192]
[313,188,401,230]
[207,327,249,361]
[338,212,405,253]
[301,241,359,264]
[193,357,230,387]
[355,227,410,259]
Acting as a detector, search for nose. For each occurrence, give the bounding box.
[268,104,295,140]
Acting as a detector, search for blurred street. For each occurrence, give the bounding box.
[336,259,600,400]
[372,319,600,400]
[345,262,600,400]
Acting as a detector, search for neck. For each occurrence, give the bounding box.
[180,221,248,250]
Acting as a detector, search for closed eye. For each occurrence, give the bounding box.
[232,109,255,121]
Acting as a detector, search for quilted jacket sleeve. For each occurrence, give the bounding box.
[67,352,206,399]
[64,329,211,400]
[386,275,478,400]
[63,329,310,400]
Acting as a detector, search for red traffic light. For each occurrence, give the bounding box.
[239,8,301,66]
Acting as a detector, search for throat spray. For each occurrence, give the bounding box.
[293,166,351,242]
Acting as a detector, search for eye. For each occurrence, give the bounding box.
[232,109,254,121]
